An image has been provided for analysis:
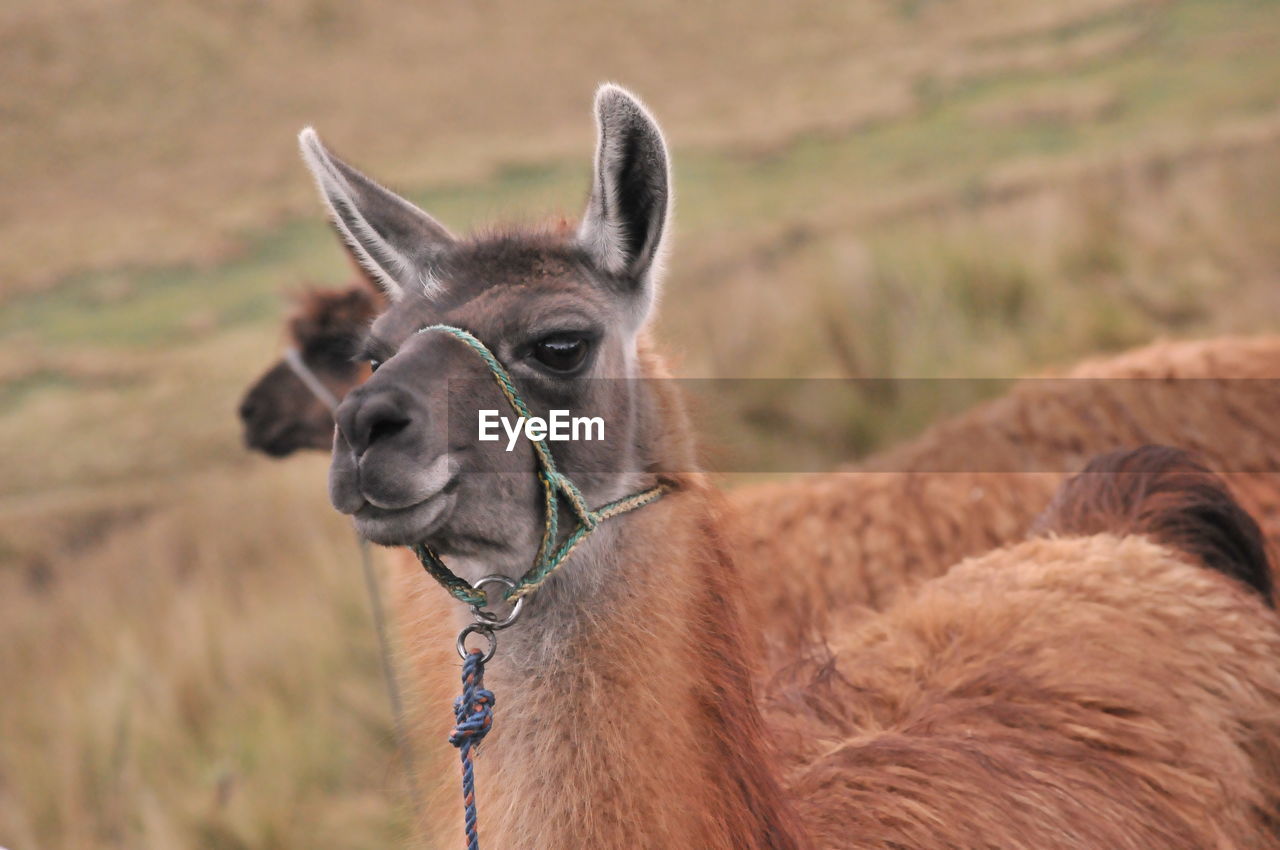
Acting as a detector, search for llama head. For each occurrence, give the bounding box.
[238,285,381,456]
[303,85,673,583]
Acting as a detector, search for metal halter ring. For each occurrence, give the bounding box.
[456,624,499,663]
[468,574,525,631]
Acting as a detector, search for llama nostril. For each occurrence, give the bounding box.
[336,392,414,457]
[238,398,257,423]
[367,414,410,448]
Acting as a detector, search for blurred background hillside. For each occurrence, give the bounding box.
[2,0,1279,847]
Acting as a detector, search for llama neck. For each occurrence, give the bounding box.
[461,485,805,849]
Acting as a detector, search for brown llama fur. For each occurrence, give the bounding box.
[244,292,1280,661]
[250,286,1280,844]
[1034,445,1274,603]
[287,231,384,347]
[735,336,1280,661]
[285,283,382,347]
[238,279,382,455]
[390,431,1280,847]
[295,86,1280,847]
[254,305,1280,842]
[387,340,806,848]
[379,338,1280,847]
[765,447,1280,848]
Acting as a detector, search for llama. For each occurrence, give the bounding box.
[239,281,381,455]
[239,279,1280,667]
[738,336,1280,659]
[770,447,1280,848]
[299,84,1280,847]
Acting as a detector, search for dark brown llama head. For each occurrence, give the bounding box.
[300,85,675,586]
[238,283,381,457]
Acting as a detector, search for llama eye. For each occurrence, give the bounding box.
[533,335,589,373]
[368,358,381,373]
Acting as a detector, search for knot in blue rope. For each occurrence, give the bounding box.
[451,648,494,850]
[450,649,496,749]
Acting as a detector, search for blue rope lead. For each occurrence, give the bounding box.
[451,648,495,850]
[412,324,665,845]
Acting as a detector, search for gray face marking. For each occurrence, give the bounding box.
[308,86,672,585]
[329,242,648,572]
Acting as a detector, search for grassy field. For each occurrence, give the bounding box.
[3,0,1280,846]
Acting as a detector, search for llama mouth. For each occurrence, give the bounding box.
[257,433,312,458]
[251,436,295,458]
[247,424,330,458]
[352,490,456,546]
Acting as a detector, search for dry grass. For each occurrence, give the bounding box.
[0,460,413,850]
[4,0,1280,846]
[1,0,1157,297]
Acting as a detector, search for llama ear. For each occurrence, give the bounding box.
[298,128,454,300]
[577,85,671,301]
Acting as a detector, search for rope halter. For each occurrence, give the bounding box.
[283,346,342,411]
[408,324,667,608]
[402,324,666,850]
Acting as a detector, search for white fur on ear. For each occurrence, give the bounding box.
[299,128,403,300]
[577,84,671,296]
[298,128,452,300]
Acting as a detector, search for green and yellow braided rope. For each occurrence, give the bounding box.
[409,324,666,606]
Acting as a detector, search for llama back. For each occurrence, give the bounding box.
[771,446,1280,849]
[1036,444,1274,605]
[735,336,1280,663]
